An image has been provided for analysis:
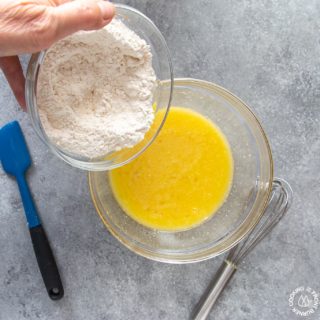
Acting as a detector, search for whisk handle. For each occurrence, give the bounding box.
[192,260,237,320]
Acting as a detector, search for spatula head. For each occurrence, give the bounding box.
[0,121,31,176]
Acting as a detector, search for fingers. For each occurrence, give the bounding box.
[0,56,26,110]
[50,0,115,41]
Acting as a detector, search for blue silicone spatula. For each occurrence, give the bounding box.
[0,121,64,300]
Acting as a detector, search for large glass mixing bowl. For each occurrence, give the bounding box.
[89,78,273,263]
[26,4,173,171]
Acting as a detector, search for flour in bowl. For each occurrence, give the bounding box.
[37,19,156,159]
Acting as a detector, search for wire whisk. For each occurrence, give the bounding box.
[226,178,292,265]
[192,178,293,320]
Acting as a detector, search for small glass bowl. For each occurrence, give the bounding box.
[89,78,274,263]
[26,4,173,171]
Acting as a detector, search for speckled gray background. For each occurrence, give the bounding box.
[0,0,319,319]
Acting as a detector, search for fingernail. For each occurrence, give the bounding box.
[98,1,115,20]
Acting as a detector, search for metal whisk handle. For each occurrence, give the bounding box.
[192,260,237,320]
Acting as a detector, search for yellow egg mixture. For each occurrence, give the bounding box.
[109,107,233,231]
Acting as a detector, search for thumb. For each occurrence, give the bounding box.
[0,56,26,110]
[50,0,115,41]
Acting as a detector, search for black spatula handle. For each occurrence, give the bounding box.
[29,225,64,300]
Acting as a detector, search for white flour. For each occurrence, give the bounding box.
[37,19,156,159]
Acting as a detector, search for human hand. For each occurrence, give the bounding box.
[0,0,115,109]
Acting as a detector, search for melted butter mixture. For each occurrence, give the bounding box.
[109,107,233,231]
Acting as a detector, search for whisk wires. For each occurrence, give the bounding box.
[226,179,293,265]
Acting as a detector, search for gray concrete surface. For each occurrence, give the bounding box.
[0,0,319,319]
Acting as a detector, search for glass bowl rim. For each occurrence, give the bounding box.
[89,78,274,263]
